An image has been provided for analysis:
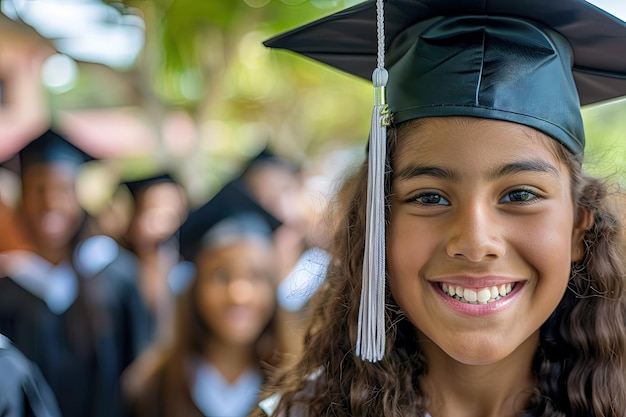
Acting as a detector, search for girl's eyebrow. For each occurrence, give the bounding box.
[487,159,561,181]
[394,165,457,182]
[394,159,560,182]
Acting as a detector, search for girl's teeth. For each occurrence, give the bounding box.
[455,286,463,297]
[490,286,499,299]
[464,288,477,302]
[477,288,491,303]
[439,283,515,304]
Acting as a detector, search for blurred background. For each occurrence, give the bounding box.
[0,0,376,215]
[1,0,625,212]
[0,0,626,210]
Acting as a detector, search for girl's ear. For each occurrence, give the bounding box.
[571,208,593,262]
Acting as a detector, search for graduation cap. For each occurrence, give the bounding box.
[242,147,278,171]
[3,129,94,175]
[122,173,178,199]
[264,0,626,362]
[178,178,282,262]
[239,146,299,179]
[265,0,626,155]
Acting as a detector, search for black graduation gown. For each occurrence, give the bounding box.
[0,275,119,417]
[74,235,155,370]
[0,334,62,417]
[0,239,153,417]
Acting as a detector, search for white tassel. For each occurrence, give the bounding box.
[356,0,389,363]
[356,65,389,362]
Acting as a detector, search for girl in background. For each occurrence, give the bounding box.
[124,179,282,417]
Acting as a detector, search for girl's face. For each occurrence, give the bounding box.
[195,239,276,348]
[387,117,587,366]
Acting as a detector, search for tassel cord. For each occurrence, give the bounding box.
[356,0,389,362]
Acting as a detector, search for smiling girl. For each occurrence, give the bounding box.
[254,0,626,416]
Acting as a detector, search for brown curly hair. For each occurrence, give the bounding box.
[254,119,626,417]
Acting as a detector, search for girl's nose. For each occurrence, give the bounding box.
[445,203,505,262]
[226,278,255,304]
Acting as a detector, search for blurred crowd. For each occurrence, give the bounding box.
[0,10,356,416]
[0,126,345,417]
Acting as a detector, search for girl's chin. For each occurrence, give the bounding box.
[444,351,510,366]
[426,332,540,367]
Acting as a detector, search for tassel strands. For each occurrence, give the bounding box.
[356,0,389,363]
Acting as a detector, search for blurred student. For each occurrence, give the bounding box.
[119,173,189,340]
[0,332,61,417]
[123,178,282,417]
[238,148,307,279]
[0,128,150,417]
[238,150,325,358]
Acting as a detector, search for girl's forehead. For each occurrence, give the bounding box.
[198,239,274,266]
[206,238,273,256]
[393,117,563,170]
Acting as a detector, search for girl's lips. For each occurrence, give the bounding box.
[431,280,526,317]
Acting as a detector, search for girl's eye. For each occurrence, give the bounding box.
[500,188,539,203]
[249,270,272,285]
[210,269,230,284]
[411,192,450,206]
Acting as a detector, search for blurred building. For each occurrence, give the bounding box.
[0,12,55,158]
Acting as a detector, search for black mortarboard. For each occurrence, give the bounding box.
[9,129,94,174]
[178,178,282,262]
[264,0,626,362]
[244,147,277,168]
[265,0,626,155]
[123,173,177,199]
[240,146,299,178]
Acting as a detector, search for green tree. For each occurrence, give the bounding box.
[99,0,372,199]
